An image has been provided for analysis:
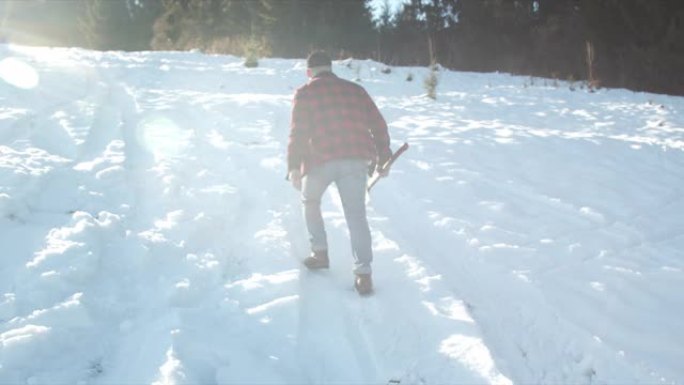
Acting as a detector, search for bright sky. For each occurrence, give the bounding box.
[368,0,407,19]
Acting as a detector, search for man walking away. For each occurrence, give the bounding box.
[287,51,391,296]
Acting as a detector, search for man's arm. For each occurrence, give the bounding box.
[362,89,391,169]
[287,89,309,188]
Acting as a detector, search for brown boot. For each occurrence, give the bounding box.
[354,274,373,296]
[303,250,329,270]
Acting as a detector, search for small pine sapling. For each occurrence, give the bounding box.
[424,64,438,100]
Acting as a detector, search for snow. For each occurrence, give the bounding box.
[1,43,683,384]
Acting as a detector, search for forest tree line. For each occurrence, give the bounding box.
[1,0,683,95]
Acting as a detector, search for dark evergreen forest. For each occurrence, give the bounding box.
[2,0,683,95]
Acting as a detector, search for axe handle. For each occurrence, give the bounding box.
[367,142,409,192]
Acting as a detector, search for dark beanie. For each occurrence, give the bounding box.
[307,51,332,68]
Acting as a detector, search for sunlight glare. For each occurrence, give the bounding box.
[138,115,192,160]
[440,334,513,385]
[0,57,39,89]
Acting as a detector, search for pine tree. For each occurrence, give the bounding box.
[79,0,161,51]
[268,0,374,58]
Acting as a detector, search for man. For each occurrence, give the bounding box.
[287,51,391,296]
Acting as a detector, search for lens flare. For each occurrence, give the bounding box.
[0,57,39,89]
[137,115,192,160]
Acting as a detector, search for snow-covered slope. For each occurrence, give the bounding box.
[1,44,683,385]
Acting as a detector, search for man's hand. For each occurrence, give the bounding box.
[375,153,391,178]
[376,165,389,178]
[288,169,302,191]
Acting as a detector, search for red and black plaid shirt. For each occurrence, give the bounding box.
[288,72,391,175]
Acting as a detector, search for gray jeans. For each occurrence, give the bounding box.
[301,159,372,275]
